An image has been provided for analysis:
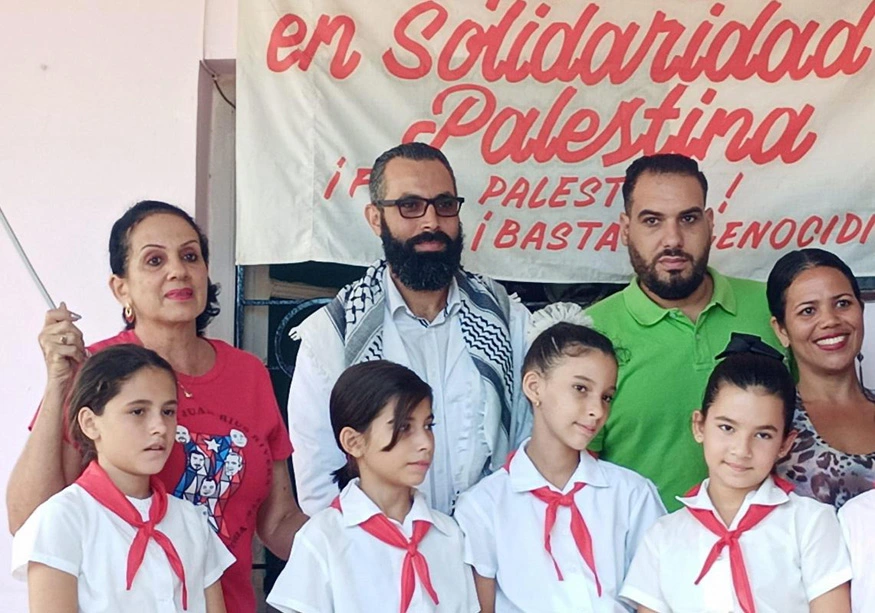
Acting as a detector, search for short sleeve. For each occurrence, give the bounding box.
[266,524,332,613]
[453,491,498,579]
[199,511,236,588]
[619,522,670,613]
[624,480,667,572]
[254,361,293,461]
[838,495,875,613]
[837,496,865,565]
[798,501,852,601]
[11,496,84,581]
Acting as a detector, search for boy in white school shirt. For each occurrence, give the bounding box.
[620,335,851,613]
[838,490,875,613]
[454,313,665,612]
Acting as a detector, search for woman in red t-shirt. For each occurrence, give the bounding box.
[7,200,307,612]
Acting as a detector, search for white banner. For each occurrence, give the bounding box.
[237,0,875,283]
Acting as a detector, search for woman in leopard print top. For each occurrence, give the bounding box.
[767,249,875,508]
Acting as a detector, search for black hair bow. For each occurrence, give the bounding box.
[715,332,784,362]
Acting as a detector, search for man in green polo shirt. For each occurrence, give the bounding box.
[586,153,781,511]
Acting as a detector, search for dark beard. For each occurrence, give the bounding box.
[380,218,464,291]
[629,244,709,301]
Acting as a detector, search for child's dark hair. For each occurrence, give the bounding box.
[523,322,617,375]
[330,360,433,489]
[69,344,177,464]
[701,337,796,436]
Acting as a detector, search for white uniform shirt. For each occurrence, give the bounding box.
[838,489,875,613]
[620,476,852,613]
[454,440,665,612]
[12,483,235,613]
[267,480,479,613]
[288,269,530,515]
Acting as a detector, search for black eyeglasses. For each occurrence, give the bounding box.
[374,195,464,219]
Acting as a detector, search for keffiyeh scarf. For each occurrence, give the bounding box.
[323,259,516,441]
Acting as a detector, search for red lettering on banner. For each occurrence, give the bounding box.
[798,216,823,247]
[820,215,840,244]
[715,221,743,249]
[408,84,815,166]
[348,168,371,197]
[576,221,602,250]
[550,177,577,208]
[403,84,495,144]
[471,210,493,252]
[478,174,619,209]
[769,218,797,249]
[475,218,627,252]
[267,14,307,72]
[604,177,625,208]
[383,2,447,79]
[495,219,520,248]
[439,18,486,81]
[503,178,531,209]
[861,215,875,244]
[712,214,875,250]
[520,222,546,250]
[575,177,602,207]
[528,177,549,208]
[323,157,347,200]
[547,222,573,250]
[594,223,620,251]
[737,221,772,249]
[837,214,863,244]
[382,1,875,85]
[267,13,360,78]
[479,176,507,204]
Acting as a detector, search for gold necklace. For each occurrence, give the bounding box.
[178,380,193,399]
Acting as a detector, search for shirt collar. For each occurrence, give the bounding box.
[622,267,737,327]
[384,267,461,323]
[337,479,450,536]
[676,475,791,526]
[508,438,609,494]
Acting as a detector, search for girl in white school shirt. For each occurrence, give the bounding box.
[454,313,666,613]
[620,333,852,613]
[838,489,875,612]
[267,360,478,613]
[12,345,234,612]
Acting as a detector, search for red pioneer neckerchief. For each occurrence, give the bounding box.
[76,461,188,610]
[683,477,795,613]
[331,495,439,613]
[503,450,602,595]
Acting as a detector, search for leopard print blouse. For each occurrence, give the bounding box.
[776,390,875,509]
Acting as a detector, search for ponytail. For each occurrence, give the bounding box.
[331,462,358,491]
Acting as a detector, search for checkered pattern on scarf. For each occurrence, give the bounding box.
[325,260,514,438]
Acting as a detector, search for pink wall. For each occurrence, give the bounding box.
[1,3,235,609]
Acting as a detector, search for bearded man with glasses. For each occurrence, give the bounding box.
[287,142,532,516]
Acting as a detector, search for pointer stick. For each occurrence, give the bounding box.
[0,204,57,309]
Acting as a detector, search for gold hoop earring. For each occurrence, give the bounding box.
[124,304,135,325]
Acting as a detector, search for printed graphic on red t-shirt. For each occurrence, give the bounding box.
[173,426,248,539]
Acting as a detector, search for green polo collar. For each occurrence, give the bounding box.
[622,267,737,327]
